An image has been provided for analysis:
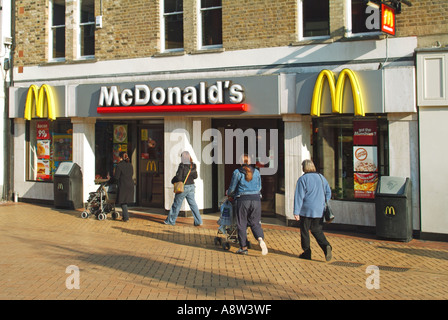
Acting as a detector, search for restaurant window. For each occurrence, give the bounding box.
[299,0,330,40]
[162,0,184,51]
[26,119,73,182]
[95,122,136,181]
[349,0,381,35]
[79,0,95,58]
[312,117,388,201]
[50,0,66,60]
[199,0,222,48]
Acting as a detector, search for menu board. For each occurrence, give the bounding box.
[353,121,378,199]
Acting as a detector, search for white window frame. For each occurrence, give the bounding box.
[297,0,330,41]
[78,0,95,59]
[161,0,184,52]
[49,0,65,62]
[197,1,223,50]
[345,0,382,37]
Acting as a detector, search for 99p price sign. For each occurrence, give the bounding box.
[36,121,50,140]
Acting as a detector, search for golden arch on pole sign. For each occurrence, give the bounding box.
[310,68,365,117]
[24,84,56,121]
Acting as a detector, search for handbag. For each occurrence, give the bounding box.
[319,174,334,223]
[173,168,192,194]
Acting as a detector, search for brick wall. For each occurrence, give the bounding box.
[222,0,297,50]
[15,1,48,67]
[14,0,448,68]
[398,0,448,37]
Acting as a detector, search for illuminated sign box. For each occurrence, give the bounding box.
[381,4,396,36]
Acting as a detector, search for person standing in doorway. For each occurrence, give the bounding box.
[165,151,203,226]
[112,151,134,222]
[293,159,332,261]
[227,154,268,256]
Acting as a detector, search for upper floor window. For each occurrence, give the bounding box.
[162,0,184,51]
[50,0,65,60]
[348,0,381,36]
[299,0,330,40]
[199,0,222,49]
[79,0,95,58]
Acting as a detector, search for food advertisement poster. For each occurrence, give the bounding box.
[353,147,378,199]
[353,146,378,172]
[36,121,50,140]
[354,173,378,199]
[353,120,377,145]
[113,144,127,163]
[353,120,379,199]
[37,140,50,159]
[36,121,52,180]
[113,125,128,144]
[36,159,51,181]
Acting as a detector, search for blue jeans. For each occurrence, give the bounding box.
[165,184,202,226]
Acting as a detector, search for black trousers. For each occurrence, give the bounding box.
[121,203,129,221]
[300,216,331,254]
[235,199,264,248]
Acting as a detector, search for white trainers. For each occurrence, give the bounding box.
[258,237,268,255]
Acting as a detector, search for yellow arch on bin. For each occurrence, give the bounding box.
[24,84,56,121]
[310,68,365,117]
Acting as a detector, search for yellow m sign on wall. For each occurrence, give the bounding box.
[311,69,365,117]
[24,84,57,121]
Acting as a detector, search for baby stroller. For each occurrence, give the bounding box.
[81,181,118,221]
[214,198,251,251]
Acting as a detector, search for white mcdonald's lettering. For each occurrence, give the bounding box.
[24,84,56,121]
[310,68,365,117]
[98,81,245,107]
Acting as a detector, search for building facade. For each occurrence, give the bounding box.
[8,0,448,239]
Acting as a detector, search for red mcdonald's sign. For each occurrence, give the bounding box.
[381,4,396,36]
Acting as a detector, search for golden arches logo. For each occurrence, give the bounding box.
[310,69,365,117]
[146,160,157,172]
[24,84,56,121]
[384,206,396,216]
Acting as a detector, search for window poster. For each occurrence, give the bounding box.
[353,120,377,145]
[36,120,52,181]
[113,124,128,144]
[36,159,51,181]
[37,140,50,159]
[36,121,50,140]
[113,125,128,163]
[353,121,378,199]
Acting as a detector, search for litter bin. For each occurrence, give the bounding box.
[375,176,412,242]
[54,162,83,209]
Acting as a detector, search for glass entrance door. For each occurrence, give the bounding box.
[138,125,164,207]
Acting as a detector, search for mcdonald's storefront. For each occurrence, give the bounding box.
[9,66,419,234]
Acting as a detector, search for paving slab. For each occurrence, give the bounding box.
[1,202,447,303]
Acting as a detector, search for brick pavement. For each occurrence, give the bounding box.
[1,202,448,301]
